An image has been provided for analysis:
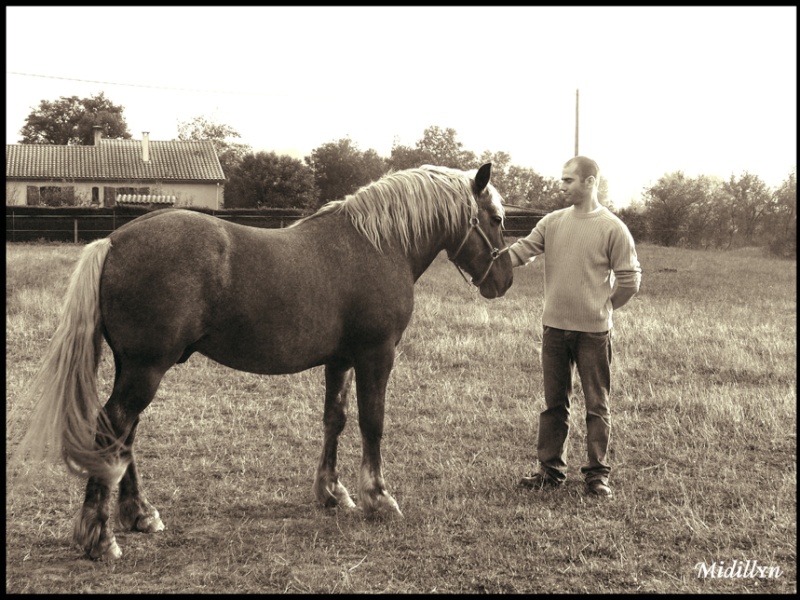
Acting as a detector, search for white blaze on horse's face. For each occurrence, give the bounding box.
[485,184,506,226]
[478,184,513,298]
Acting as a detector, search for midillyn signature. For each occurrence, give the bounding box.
[695,559,782,579]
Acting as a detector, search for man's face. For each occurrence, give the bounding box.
[559,164,592,206]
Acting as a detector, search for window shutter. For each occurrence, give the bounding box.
[26,186,40,206]
[103,187,116,207]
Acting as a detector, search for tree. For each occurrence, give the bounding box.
[225,151,317,209]
[680,175,726,249]
[643,172,716,247]
[615,205,649,244]
[721,172,772,246]
[476,150,512,194]
[765,169,797,257]
[305,138,387,205]
[388,126,476,171]
[496,165,562,210]
[388,142,432,171]
[18,92,131,145]
[177,115,252,177]
[416,126,477,169]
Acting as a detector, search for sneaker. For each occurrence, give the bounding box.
[519,472,562,490]
[586,479,613,497]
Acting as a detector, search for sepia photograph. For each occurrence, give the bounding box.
[6,6,796,593]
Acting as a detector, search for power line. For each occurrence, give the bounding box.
[6,71,274,97]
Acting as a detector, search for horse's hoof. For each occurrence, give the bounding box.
[87,537,122,561]
[118,500,165,533]
[136,512,165,533]
[315,480,356,510]
[105,540,123,560]
[362,493,403,519]
[338,496,357,510]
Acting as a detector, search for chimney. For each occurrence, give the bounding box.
[142,132,150,162]
[93,125,103,145]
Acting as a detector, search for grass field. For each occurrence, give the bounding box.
[5,240,796,593]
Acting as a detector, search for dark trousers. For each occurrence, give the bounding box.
[538,326,612,483]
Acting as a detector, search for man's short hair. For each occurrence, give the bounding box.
[565,156,600,182]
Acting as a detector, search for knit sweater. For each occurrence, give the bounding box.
[508,205,642,332]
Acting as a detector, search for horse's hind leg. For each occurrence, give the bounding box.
[75,475,122,560]
[74,362,165,560]
[313,362,357,509]
[116,418,165,534]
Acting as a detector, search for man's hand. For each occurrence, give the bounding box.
[611,285,638,310]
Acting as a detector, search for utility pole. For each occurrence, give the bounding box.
[574,88,579,157]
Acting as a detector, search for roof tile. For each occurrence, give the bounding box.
[5,139,225,181]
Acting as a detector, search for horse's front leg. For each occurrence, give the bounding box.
[313,362,357,510]
[354,344,403,518]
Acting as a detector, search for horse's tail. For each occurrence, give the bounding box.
[13,238,128,485]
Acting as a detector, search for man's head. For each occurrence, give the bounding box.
[564,156,600,183]
[560,156,600,207]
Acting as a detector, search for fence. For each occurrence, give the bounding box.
[5,206,307,243]
[6,206,544,243]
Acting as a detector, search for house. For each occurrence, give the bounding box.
[5,128,226,209]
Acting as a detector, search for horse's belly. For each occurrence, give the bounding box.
[198,347,328,376]
[194,322,339,375]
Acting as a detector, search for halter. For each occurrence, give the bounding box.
[448,212,510,288]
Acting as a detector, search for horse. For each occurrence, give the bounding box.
[13,163,513,560]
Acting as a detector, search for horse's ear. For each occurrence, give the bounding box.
[475,163,492,193]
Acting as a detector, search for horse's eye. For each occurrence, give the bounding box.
[491,215,503,226]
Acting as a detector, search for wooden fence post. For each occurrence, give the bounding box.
[74,219,78,243]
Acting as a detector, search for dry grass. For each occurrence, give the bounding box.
[6,241,796,593]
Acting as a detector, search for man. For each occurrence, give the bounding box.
[508,156,641,498]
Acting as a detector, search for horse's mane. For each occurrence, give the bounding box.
[295,165,503,253]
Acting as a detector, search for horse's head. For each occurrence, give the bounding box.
[448,163,513,299]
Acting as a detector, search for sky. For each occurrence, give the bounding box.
[5,6,797,206]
